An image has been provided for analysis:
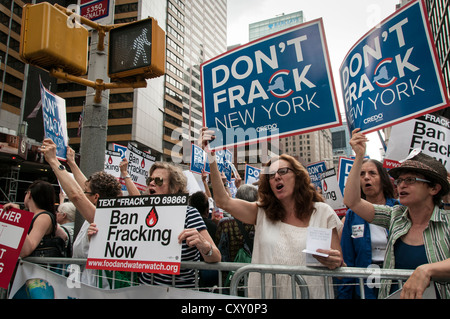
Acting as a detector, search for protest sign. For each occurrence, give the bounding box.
[384,113,450,170]
[87,194,188,275]
[340,0,450,134]
[126,143,156,191]
[0,205,34,289]
[245,164,261,185]
[113,143,127,159]
[104,150,122,179]
[306,161,327,189]
[338,157,354,197]
[190,144,206,175]
[40,80,68,160]
[201,18,341,150]
[320,168,347,217]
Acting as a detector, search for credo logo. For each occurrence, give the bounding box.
[363,113,384,124]
[256,123,278,133]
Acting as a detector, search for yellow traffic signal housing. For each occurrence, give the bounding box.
[19,2,89,76]
[108,18,166,81]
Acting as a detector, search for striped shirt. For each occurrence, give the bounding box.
[139,205,206,288]
[373,204,450,299]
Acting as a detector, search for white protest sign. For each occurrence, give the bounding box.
[126,143,156,191]
[87,194,188,275]
[384,113,450,170]
[104,150,122,179]
[320,168,346,217]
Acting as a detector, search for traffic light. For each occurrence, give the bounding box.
[108,18,166,81]
[19,2,89,76]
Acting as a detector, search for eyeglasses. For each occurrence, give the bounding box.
[146,177,164,186]
[394,177,430,186]
[84,191,95,196]
[267,167,294,179]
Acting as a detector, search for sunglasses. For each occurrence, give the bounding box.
[267,167,294,179]
[146,177,164,186]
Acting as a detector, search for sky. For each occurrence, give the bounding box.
[226,0,401,160]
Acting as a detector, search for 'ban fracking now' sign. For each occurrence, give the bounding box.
[201,18,341,150]
[87,195,188,275]
[340,0,450,134]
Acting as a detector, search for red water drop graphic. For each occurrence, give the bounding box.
[108,156,113,164]
[146,207,158,227]
[141,158,145,168]
[323,180,328,192]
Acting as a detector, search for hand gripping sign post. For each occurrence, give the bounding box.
[87,194,188,275]
[0,205,34,289]
[340,0,450,134]
[201,18,341,151]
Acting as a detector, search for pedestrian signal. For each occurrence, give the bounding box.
[108,18,165,81]
[19,2,89,76]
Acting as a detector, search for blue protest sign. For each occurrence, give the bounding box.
[340,0,450,134]
[201,18,341,150]
[190,144,206,175]
[245,164,261,185]
[113,143,127,159]
[338,157,354,197]
[306,161,327,189]
[40,80,68,160]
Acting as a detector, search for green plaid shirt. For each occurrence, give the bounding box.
[373,204,450,299]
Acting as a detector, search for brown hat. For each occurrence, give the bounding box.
[389,150,449,196]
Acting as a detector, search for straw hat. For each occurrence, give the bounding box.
[389,150,449,196]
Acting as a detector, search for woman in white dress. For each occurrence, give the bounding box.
[201,128,343,299]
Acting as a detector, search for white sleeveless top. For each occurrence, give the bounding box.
[248,202,343,299]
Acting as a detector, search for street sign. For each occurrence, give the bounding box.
[201,18,341,150]
[79,0,113,24]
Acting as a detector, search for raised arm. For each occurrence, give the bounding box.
[343,129,375,223]
[200,128,258,225]
[66,146,88,188]
[41,139,96,223]
[119,158,140,196]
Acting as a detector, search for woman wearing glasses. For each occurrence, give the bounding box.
[344,128,450,299]
[133,162,221,288]
[200,128,343,299]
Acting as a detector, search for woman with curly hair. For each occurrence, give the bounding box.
[200,128,343,299]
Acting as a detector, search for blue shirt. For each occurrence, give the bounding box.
[337,198,398,299]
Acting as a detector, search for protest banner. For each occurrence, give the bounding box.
[320,168,347,217]
[201,18,341,150]
[87,194,188,275]
[10,260,237,299]
[40,80,68,160]
[384,113,450,170]
[337,157,354,197]
[0,205,34,289]
[340,0,450,134]
[245,164,261,185]
[126,143,156,191]
[306,161,327,190]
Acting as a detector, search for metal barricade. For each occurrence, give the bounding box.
[4,257,446,299]
[228,263,415,299]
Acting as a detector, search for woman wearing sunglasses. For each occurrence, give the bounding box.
[199,128,343,299]
[137,161,221,288]
[344,128,450,299]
